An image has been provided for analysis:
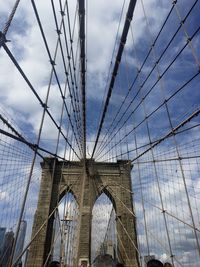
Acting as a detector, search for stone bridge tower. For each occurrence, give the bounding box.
[27,158,139,267]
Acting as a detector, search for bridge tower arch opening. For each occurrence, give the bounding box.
[91,192,117,263]
[51,192,79,267]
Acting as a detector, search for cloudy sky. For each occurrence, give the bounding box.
[0,0,200,266]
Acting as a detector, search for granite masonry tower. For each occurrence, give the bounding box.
[27,158,139,267]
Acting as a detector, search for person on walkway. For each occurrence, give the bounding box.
[49,261,60,267]
[147,259,164,267]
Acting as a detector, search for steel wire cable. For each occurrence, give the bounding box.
[97,45,200,161]
[95,0,199,160]
[51,2,83,156]
[2,44,80,160]
[31,0,83,157]
[0,0,200,265]
[91,0,137,159]
[95,2,176,157]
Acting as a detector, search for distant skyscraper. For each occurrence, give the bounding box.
[0,227,6,257]
[0,230,14,267]
[13,220,27,266]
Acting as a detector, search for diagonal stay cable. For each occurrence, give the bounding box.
[52,0,83,148]
[95,0,126,141]
[2,43,80,160]
[0,129,68,161]
[11,180,79,267]
[64,0,83,129]
[61,1,83,140]
[95,2,176,157]
[97,24,200,161]
[104,123,200,162]
[31,0,83,157]
[50,0,83,156]
[91,0,137,159]
[131,108,200,163]
[96,0,199,158]
[0,114,49,160]
[2,0,21,35]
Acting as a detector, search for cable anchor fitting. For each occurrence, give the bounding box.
[50,59,56,66]
[41,103,49,109]
[56,29,62,35]
[60,11,65,16]
[0,31,10,48]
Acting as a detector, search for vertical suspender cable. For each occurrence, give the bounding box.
[78,0,86,160]
[76,1,88,266]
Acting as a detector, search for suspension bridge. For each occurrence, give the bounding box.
[0,0,200,266]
